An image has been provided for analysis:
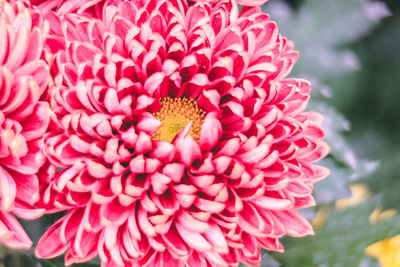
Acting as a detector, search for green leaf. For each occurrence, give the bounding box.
[241,253,281,267]
[271,198,400,267]
[264,0,390,78]
[363,152,400,210]
[39,257,101,267]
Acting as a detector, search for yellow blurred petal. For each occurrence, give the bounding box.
[369,207,397,224]
[335,184,371,210]
[312,205,331,231]
[366,235,400,267]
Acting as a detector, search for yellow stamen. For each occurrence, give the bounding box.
[152,97,205,143]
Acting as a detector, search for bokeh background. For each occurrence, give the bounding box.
[262,0,400,266]
[1,0,400,266]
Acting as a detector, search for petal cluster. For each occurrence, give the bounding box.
[35,0,329,266]
[190,0,270,7]
[0,1,50,249]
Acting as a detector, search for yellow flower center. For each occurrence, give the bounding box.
[152,97,205,143]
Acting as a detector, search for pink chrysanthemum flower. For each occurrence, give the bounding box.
[0,1,50,249]
[36,0,329,266]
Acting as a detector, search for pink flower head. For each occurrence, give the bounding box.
[36,0,329,266]
[0,1,50,249]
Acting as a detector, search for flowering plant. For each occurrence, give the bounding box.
[0,0,330,266]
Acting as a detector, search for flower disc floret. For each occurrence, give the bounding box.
[152,97,205,143]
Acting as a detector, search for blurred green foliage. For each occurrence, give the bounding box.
[260,0,400,266]
[274,198,400,267]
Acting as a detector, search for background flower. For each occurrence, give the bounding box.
[366,235,400,267]
[0,1,50,249]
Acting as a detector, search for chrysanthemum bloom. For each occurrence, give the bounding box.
[36,0,330,266]
[0,1,50,249]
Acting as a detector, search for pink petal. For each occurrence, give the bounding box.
[205,224,229,254]
[0,166,16,211]
[272,210,314,237]
[86,160,111,178]
[36,218,68,258]
[176,223,212,251]
[199,113,222,151]
[0,209,32,249]
[251,196,292,210]
[175,136,202,166]
[100,198,130,226]
[20,102,50,140]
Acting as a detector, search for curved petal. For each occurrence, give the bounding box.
[0,209,32,249]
